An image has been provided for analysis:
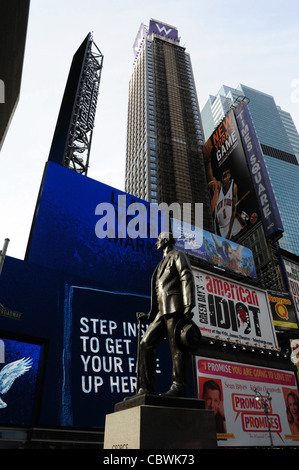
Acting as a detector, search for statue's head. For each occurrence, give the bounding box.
[155,232,176,251]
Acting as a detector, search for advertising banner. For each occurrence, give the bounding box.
[148,19,178,41]
[171,218,256,278]
[26,162,162,296]
[0,337,43,426]
[282,257,299,318]
[234,101,284,239]
[268,290,298,330]
[192,268,278,350]
[196,357,299,447]
[61,285,172,427]
[203,109,260,242]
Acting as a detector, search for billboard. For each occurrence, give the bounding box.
[234,101,284,239]
[196,357,299,447]
[61,285,174,427]
[171,218,256,278]
[148,19,178,41]
[0,337,44,426]
[203,109,260,242]
[268,290,298,330]
[26,161,162,296]
[192,268,278,350]
[282,257,299,319]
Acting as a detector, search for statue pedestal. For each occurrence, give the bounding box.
[103,395,217,449]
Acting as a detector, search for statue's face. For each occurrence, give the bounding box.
[156,237,169,251]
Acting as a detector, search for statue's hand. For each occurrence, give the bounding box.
[136,311,149,323]
[183,307,194,321]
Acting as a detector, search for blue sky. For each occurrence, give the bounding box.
[1,0,299,259]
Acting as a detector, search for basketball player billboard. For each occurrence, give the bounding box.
[203,109,260,242]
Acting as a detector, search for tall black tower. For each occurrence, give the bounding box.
[48,33,103,175]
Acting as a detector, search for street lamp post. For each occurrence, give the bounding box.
[254,388,273,448]
[0,238,9,275]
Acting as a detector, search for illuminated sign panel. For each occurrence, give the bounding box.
[268,290,298,330]
[148,19,178,41]
[192,268,278,350]
[26,162,161,296]
[196,357,299,446]
[282,257,299,319]
[27,161,258,301]
[0,338,43,425]
[171,218,257,278]
[61,285,173,427]
[203,109,260,242]
[234,101,283,239]
[203,104,284,242]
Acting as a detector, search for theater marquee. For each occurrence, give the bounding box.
[192,268,278,350]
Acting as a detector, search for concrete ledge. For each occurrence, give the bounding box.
[114,393,205,412]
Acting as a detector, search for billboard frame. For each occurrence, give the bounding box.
[192,266,279,351]
[0,329,48,427]
[234,100,284,240]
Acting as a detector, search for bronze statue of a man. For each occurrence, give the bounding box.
[135,231,196,398]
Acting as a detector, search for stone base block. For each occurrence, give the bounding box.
[104,399,217,449]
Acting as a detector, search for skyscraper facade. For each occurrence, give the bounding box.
[201,84,299,258]
[125,20,213,231]
[201,84,299,165]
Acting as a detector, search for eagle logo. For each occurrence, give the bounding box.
[0,357,32,408]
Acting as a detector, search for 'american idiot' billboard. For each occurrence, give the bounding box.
[192,268,278,350]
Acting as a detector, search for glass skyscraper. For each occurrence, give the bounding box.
[201,84,299,257]
[201,84,299,164]
[264,155,299,255]
[125,20,213,231]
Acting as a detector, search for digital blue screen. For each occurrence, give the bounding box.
[61,285,173,427]
[0,338,43,425]
[27,162,162,296]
